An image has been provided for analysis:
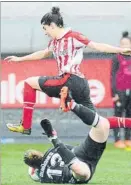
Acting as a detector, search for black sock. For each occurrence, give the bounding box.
[113,128,120,142]
[125,128,131,140]
[57,143,76,165]
[72,104,99,127]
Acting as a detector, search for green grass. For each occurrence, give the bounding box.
[1,143,131,185]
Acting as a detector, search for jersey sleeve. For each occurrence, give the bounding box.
[72,32,91,48]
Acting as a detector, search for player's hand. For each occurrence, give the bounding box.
[121,48,131,55]
[4,56,22,62]
[112,94,119,102]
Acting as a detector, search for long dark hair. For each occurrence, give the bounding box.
[41,6,64,28]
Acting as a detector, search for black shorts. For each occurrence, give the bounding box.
[38,73,95,111]
[73,135,107,183]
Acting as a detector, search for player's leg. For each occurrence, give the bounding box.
[113,92,126,148]
[66,75,109,143]
[60,86,109,142]
[60,86,131,132]
[73,132,106,183]
[124,92,131,147]
[6,74,71,135]
[6,76,41,135]
[107,91,131,129]
[63,75,96,112]
[62,77,109,143]
[73,104,110,143]
[41,119,91,183]
[113,101,123,143]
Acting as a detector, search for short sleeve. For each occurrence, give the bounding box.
[72,32,90,48]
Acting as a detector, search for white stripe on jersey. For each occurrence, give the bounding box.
[51,32,86,78]
[56,41,61,74]
[67,37,73,64]
[59,38,65,73]
[73,37,86,48]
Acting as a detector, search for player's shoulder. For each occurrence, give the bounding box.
[65,30,89,44]
[42,147,56,161]
[65,30,83,38]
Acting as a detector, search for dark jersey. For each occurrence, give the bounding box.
[39,146,77,184]
[111,54,131,96]
[39,136,106,184]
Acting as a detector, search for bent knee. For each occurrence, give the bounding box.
[25,76,41,90]
[73,170,91,182]
[71,161,91,182]
[90,117,110,143]
[99,117,110,132]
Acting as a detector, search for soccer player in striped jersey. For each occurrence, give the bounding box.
[5,7,131,135]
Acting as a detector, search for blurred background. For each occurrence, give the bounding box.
[1,1,131,144]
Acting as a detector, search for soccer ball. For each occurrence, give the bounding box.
[28,167,40,181]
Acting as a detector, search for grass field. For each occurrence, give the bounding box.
[1,143,131,185]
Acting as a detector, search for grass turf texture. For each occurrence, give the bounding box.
[1,143,131,185]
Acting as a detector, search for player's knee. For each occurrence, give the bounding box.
[71,161,91,182]
[98,117,110,134]
[25,77,38,86]
[72,171,90,182]
[25,76,41,90]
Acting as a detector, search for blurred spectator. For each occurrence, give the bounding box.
[111,31,131,149]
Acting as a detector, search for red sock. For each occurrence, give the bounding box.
[107,117,131,129]
[22,82,36,129]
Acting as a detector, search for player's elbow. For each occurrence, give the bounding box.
[88,41,98,50]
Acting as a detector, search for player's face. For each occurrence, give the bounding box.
[43,24,56,39]
[120,38,131,48]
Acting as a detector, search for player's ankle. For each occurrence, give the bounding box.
[23,128,31,135]
[68,101,76,110]
[48,130,58,141]
[49,135,58,142]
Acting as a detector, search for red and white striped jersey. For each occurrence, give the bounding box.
[48,28,90,78]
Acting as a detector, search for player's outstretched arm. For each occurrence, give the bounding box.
[4,48,52,62]
[88,41,131,55]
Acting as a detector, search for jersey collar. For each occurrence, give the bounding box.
[56,27,72,40]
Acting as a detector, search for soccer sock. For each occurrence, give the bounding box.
[113,128,121,142]
[22,82,36,129]
[52,138,61,147]
[72,103,99,127]
[124,128,131,140]
[107,117,131,129]
[49,136,61,147]
[72,103,131,129]
[57,143,77,165]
